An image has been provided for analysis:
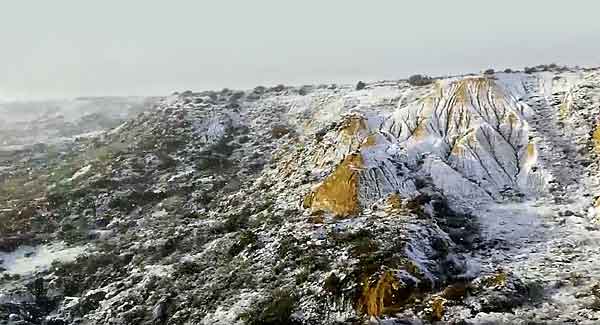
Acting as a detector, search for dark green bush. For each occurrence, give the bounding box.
[355,81,366,90]
[408,74,434,86]
[242,289,299,325]
[228,230,258,257]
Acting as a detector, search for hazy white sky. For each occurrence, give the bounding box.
[1,0,599,99]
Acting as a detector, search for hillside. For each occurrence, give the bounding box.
[0,97,156,151]
[2,66,600,324]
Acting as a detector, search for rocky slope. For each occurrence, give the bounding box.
[3,66,600,324]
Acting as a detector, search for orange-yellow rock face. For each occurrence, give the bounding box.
[339,115,368,141]
[429,296,447,321]
[413,122,429,140]
[385,193,404,214]
[357,271,409,316]
[526,143,536,160]
[593,123,600,154]
[304,153,363,217]
[361,134,378,148]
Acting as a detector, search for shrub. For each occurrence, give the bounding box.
[228,230,258,257]
[524,67,537,74]
[175,261,203,276]
[323,273,343,296]
[277,237,302,260]
[223,209,251,232]
[504,68,513,73]
[484,69,495,75]
[230,91,245,102]
[408,74,434,86]
[271,84,286,92]
[253,86,266,94]
[242,289,299,325]
[271,125,291,139]
[298,85,311,96]
[355,81,366,90]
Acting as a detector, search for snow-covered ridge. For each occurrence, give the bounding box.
[4,67,600,324]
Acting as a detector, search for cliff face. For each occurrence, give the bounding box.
[3,67,600,324]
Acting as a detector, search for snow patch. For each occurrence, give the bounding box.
[68,164,92,182]
[0,243,86,275]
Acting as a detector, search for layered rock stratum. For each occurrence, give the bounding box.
[3,66,600,324]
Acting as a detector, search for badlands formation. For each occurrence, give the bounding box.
[2,66,600,324]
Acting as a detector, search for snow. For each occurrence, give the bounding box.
[108,121,128,135]
[5,69,600,323]
[475,201,548,245]
[141,264,174,278]
[151,210,169,218]
[167,168,194,183]
[201,291,262,324]
[68,164,92,182]
[0,243,85,275]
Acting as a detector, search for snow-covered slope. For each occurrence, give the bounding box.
[3,66,600,324]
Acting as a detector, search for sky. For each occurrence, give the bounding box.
[1,0,599,99]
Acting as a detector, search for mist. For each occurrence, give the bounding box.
[1,0,600,99]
